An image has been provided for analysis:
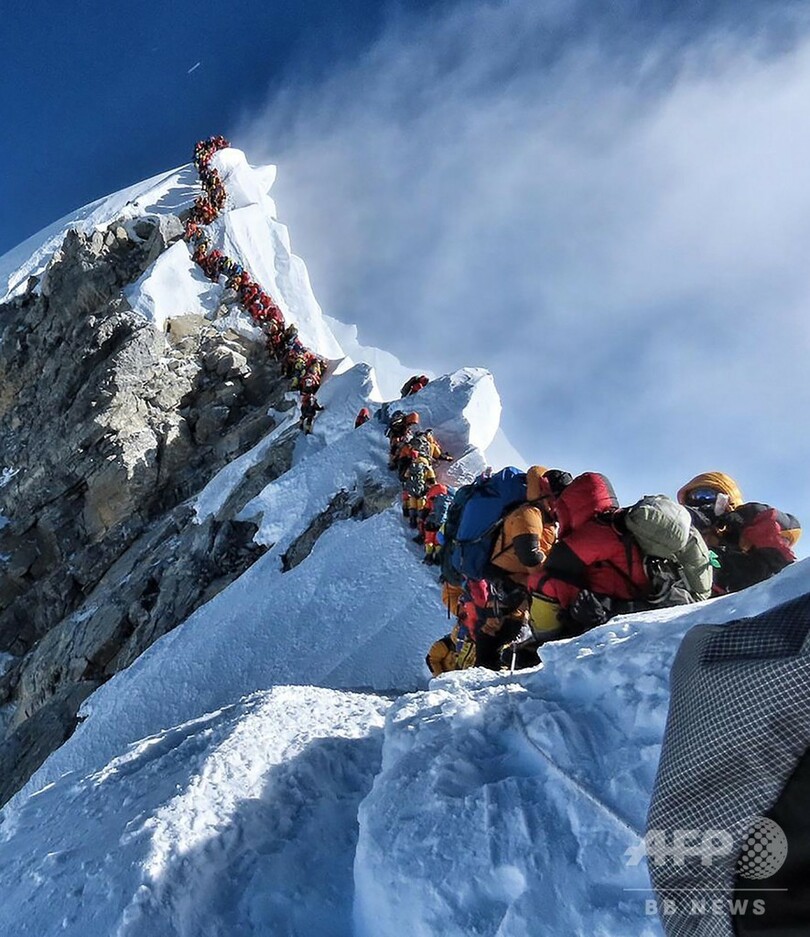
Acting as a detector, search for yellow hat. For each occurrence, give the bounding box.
[677,472,744,510]
[526,465,549,501]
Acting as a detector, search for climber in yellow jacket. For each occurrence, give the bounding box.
[489,467,571,587]
[677,471,800,594]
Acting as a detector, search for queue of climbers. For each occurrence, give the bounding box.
[186,136,328,431]
[409,450,802,676]
[187,136,801,680]
[385,410,454,536]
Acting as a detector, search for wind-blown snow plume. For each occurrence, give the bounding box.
[237,0,810,525]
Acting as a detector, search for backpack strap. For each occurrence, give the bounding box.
[600,533,680,605]
[489,522,510,563]
[460,515,506,548]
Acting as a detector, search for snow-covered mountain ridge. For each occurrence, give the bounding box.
[0,147,807,935]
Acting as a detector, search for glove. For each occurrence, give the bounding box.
[569,590,612,628]
[717,511,744,543]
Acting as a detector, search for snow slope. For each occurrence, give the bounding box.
[0,163,200,302]
[354,560,810,937]
[1,559,807,936]
[0,687,389,937]
[9,361,499,797]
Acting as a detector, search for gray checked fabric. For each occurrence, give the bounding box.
[647,592,810,937]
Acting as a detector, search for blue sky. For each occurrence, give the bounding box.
[0,0,440,255]
[2,0,809,540]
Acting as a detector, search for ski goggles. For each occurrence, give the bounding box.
[684,487,721,508]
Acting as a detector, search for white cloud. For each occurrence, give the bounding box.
[236,0,810,540]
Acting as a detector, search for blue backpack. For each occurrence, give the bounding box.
[446,467,528,583]
[426,488,456,530]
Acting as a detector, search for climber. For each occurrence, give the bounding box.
[386,409,418,434]
[530,473,712,642]
[446,467,571,671]
[266,326,286,357]
[489,467,571,588]
[299,393,324,434]
[425,582,477,676]
[263,318,281,343]
[299,371,322,395]
[426,632,458,676]
[394,428,452,485]
[226,268,244,291]
[386,411,418,469]
[400,375,430,397]
[281,342,305,377]
[241,281,259,305]
[298,356,326,395]
[426,615,478,676]
[409,429,453,464]
[527,473,651,642]
[419,483,455,562]
[466,577,531,671]
[425,580,538,676]
[354,408,371,429]
[384,409,406,436]
[402,456,437,528]
[388,431,414,477]
[282,323,299,347]
[448,583,480,671]
[677,472,801,594]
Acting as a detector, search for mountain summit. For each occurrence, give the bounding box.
[0,146,504,791]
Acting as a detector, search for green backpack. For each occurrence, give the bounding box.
[404,460,431,499]
[625,495,712,602]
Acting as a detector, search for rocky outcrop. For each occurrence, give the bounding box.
[0,681,99,807]
[0,217,298,800]
[281,477,399,572]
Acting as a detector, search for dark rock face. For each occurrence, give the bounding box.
[0,681,100,808]
[0,217,298,801]
[281,478,399,572]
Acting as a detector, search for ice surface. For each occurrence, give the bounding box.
[0,688,389,937]
[353,560,810,936]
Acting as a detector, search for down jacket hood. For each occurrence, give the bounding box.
[555,472,619,537]
[677,472,744,510]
